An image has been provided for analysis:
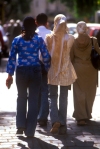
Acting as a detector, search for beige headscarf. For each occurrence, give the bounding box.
[76,21,91,50]
[46,14,68,77]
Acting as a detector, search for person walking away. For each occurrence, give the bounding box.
[6,17,51,138]
[46,14,77,135]
[12,19,22,39]
[7,19,15,49]
[92,29,100,47]
[70,21,100,126]
[35,13,52,126]
[0,30,5,64]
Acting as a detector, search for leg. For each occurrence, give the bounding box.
[16,67,28,133]
[38,72,49,126]
[49,85,60,134]
[59,86,68,125]
[25,68,42,137]
[59,86,68,135]
[50,85,59,124]
[73,82,87,126]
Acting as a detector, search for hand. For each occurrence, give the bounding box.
[6,75,13,89]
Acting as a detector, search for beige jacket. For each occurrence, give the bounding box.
[46,33,77,86]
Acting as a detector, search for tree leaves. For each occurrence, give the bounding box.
[4,0,32,21]
[48,0,100,19]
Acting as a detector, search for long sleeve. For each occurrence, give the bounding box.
[93,37,100,55]
[6,38,18,75]
[39,37,51,71]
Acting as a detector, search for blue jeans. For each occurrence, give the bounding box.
[50,85,68,126]
[16,66,42,136]
[38,64,49,122]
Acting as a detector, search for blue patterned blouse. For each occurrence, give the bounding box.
[6,34,51,75]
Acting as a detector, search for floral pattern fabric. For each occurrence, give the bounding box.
[6,34,51,75]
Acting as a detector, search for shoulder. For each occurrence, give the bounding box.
[14,34,22,39]
[12,35,22,43]
[33,34,46,44]
[33,34,42,40]
[90,36,98,43]
[46,32,53,39]
[46,29,52,33]
[91,36,97,40]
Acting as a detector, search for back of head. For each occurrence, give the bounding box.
[77,21,87,34]
[76,21,90,47]
[36,13,48,25]
[53,14,67,33]
[22,16,37,40]
[16,19,21,25]
[10,19,15,25]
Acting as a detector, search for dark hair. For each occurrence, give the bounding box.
[22,16,37,40]
[36,13,48,25]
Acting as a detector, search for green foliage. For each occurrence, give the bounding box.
[61,0,74,8]
[48,0,100,20]
[75,0,100,18]
[5,0,32,21]
[18,0,32,13]
[48,0,55,2]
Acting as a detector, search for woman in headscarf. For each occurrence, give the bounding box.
[70,21,100,126]
[6,17,51,138]
[46,14,77,135]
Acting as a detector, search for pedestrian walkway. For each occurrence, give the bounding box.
[0,59,100,149]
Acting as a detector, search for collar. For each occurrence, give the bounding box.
[37,26,47,30]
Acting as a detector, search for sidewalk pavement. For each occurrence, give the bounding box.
[0,59,100,149]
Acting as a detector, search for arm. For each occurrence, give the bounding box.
[93,37,100,55]
[6,37,18,76]
[39,37,51,71]
[6,37,18,88]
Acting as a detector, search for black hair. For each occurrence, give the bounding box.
[36,13,48,25]
[22,16,37,40]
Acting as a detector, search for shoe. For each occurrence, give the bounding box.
[38,120,47,126]
[16,128,25,135]
[77,120,87,126]
[26,136,34,139]
[50,122,60,134]
[59,125,67,135]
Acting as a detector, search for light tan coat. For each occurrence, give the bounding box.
[46,14,77,86]
[46,34,77,86]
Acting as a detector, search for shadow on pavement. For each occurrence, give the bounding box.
[18,136,59,149]
[0,112,58,148]
[37,118,100,149]
[0,112,16,126]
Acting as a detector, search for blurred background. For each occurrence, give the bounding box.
[0,0,100,58]
[0,0,100,24]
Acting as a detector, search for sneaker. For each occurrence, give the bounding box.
[26,136,34,139]
[59,125,67,135]
[50,122,60,134]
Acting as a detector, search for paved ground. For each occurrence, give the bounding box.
[0,58,100,149]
